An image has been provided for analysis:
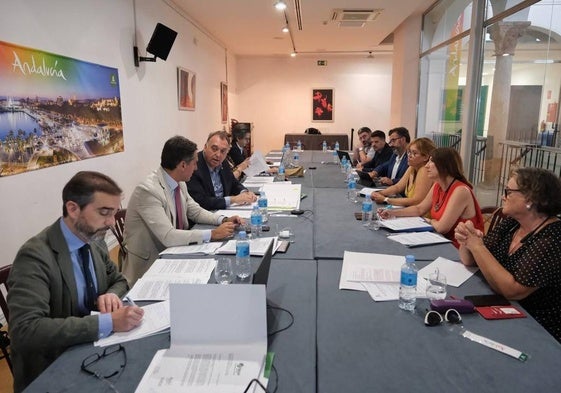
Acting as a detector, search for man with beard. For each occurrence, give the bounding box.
[7,171,144,393]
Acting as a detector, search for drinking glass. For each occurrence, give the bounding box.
[370,212,381,230]
[278,226,295,243]
[214,257,234,284]
[426,271,447,300]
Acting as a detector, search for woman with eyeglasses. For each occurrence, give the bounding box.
[379,147,484,247]
[370,137,436,207]
[455,167,561,343]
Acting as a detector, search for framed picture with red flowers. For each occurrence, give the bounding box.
[312,88,334,122]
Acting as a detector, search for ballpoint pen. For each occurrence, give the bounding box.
[124,295,137,307]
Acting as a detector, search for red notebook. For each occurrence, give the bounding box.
[475,305,526,320]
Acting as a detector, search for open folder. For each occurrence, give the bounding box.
[135,284,269,393]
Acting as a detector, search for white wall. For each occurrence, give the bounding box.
[0,0,233,265]
[235,55,393,154]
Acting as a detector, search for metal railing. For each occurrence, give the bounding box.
[430,132,487,184]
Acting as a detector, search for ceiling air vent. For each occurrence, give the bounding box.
[330,8,383,28]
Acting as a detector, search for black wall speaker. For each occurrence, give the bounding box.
[146,23,178,61]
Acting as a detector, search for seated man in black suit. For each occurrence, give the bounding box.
[358,130,393,171]
[227,124,251,179]
[367,127,410,186]
[188,130,257,211]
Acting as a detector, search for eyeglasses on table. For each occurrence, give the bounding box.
[81,344,127,392]
[424,308,462,327]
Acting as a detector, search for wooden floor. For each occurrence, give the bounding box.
[0,354,12,393]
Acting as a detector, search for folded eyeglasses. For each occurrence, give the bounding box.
[424,308,462,327]
[81,344,126,379]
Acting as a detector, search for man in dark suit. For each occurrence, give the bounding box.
[359,130,393,171]
[188,130,257,211]
[7,171,144,392]
[368,127,410,185]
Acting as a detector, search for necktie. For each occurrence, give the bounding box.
[79,244,97,311]
[174,185,184,229]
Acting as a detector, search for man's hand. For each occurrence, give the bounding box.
[111,306,144,332]
[211,221,236,240]
[379,177,393,186]
[226,215,245,226]
[97,293,123,313]
[231,192,257,205]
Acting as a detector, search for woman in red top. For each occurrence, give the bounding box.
[379,147,483,247]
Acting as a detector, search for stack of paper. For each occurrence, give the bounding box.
[387,232,451,247]
[135,284,269,393]
[262,183,302,211]
[379,216,433,232]
[338,251,427,302]
[159,243,222,256]
[216,237,277,256]
[126,258,216,301]
[94,301,170,347]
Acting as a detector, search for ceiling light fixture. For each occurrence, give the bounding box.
[275,1,287,11]
[282,25,289,33]
[290,51,297,57]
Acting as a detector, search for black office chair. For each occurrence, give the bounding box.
[0,264,13,373]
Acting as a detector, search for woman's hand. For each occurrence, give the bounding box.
[455,220,484,249]
[371,192,385,203]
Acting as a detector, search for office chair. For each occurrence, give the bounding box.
[0,264,13,373]
[111,209,127,271]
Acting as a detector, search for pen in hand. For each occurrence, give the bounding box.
[124,295,137,307]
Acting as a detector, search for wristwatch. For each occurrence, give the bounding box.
[384,197,389,204]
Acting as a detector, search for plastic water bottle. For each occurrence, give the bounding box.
[277,162,285,181]
[332,150,338,164]
[258,191,268,223]
[335,141,340,151]
[322,140,327,152]
[250,205,262,238]
[285,142,290,152]
[398,255,418,311]
[293,149,300,166]
[347,175,357,203]
[235,231,252,281]
[297,140,302,150]
[341,156,348,172]
[362,197,373,227]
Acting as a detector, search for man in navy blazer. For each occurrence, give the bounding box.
[369,127,410,185]
[187,130,257,211]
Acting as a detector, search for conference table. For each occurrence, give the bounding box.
[27,150,561,392]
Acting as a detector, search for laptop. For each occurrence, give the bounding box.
[337,150,353,165]
[253,238,274,286]
[355,169,375,187]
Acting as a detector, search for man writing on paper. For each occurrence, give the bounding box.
[7,171,144,392]
[122,135,243,284]
[367,127,410,185]
[187,130,257,210]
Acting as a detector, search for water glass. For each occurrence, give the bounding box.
[426,271,447,300]
[278,226,295,243]
[370,212,381,230]
[214,257,234,284]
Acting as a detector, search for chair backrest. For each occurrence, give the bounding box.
[482,206,506,234]
[0,264,12,323]
[111,209,127,250]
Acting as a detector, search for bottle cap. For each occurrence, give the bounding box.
[239,231,247,239]
[406,255,415,263]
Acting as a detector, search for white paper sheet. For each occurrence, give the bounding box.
[215,209,253,218]
[215,237,277,256]
[358,187,384,196]
[159,243,222,255]
[94,301,170,347]
[362,279,428,301]
[261,183,301,211]
[418,257,478,287]
[339,251,405,291]
[134,284,268,393]
[379,216,433,232]
[387,232,451,247]
[244,151,271,178]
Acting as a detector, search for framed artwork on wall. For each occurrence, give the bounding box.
[312,88,334,122]
[221,82,228,123]
[178,67,196,110]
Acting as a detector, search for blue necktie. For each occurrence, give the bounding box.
[79,244,97,311]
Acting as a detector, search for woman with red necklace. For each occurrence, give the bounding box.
[378,147,483,247]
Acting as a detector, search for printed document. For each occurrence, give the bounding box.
[379,216,433,232]
[216,237,277,256]
[159,243,222,256]
[135,284,268,393]
[126,258,216,301]
[339,251,405,291]
[387,231,451,247]
[95,301,170,347]
[262,183,301,211]
[244,151,271,178]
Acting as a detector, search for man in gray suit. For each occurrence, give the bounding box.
[122,135,243,284]
[7,171,144,393]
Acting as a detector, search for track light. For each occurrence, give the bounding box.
[275,1,287,11]
[282,25,289,33]
[290,52,297,57]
